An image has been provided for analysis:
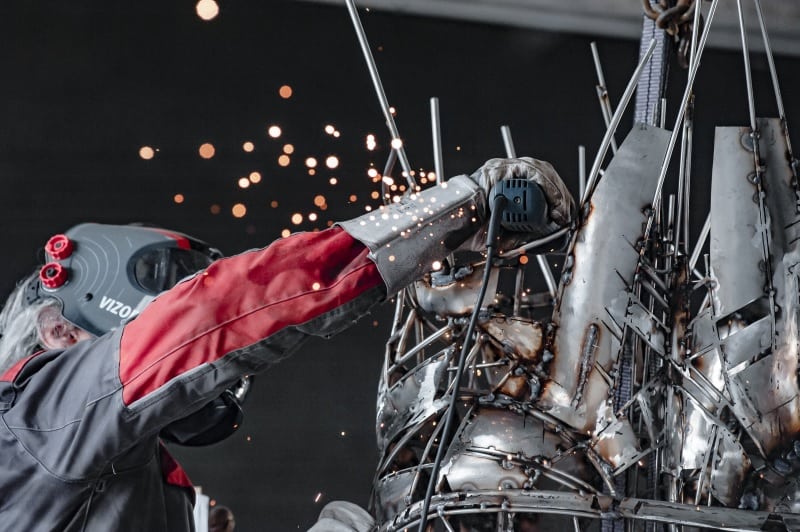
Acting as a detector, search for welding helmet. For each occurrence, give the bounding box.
[26,223,222,337]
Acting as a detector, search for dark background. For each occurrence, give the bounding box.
[1,1,798,529]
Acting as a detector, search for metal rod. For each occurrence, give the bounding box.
[344,0,416,189]
[736,0,758,133]
[500,125,517,158]
[753,0,786,120]
[753,0,798,198]
[513,268,524,316]
[591,42,618,154]
[644,0,720,239]
[537,255,557,299]
[683,96,695,257]
[430,97,445,184]
[659,97,667,129]
[503,226,570,259]
[689,0,703,72]
[689,213,711,272]
[578,145,586,200]
[583,38,657,204]
[673,108,690,257]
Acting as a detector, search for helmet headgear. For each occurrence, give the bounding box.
[26,223,222,336]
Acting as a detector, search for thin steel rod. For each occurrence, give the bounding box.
[753,0,797,194]
[644,0,720,239]
[501,125,557,295]
[537,255,557,298]
[430,97,445,184]
[753,0,786,119]
[578,145,586,200]
[500,125,517,158]
[591,42,618,154]
[689,0,702,72]
[345,0,416,189]
[659,97,667,129]
[689,213,711,271]
[682,96,695,256]
[673,110,690,257]
[736,0,758,132]
[513,268,524,316]
[503,227,570,259]
[583,38,657,204]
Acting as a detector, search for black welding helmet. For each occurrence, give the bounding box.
[26,223,222,337]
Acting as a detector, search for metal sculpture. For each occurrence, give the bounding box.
[345,0,800,529]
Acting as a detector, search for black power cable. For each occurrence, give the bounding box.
[416,193,508,531]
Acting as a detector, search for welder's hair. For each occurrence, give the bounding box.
[0,273,59,375]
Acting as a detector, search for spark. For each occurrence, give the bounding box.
[210,204,221,214]
[139,146,155,160]
[370,191,379,200]
[308,169,316,176]
[242,141,254,152]
[305,157,318,168]
[314,493,323,503]
[388,255,395,262]
[390,138,403,150]
[196,0,219,21]
[519,255,529,265]
[382,176,394,186]
[249,171,261,183]
[291,213,303,225]
[278,155,290,167]
[173,194,184,204]
[349,194,357,202]
[432,261,442,271]
[278,85,293,99]
[283,144,294,154]
[312,282,321,290]
[268,125,282,138]
[325,155,339,169]
[367,168,378,178]
[232,203,247,218]
[238,177,250,189]
[324,125,335,134]
[340,431,347,437]
[333,131,340,138]
[366,134,377,151]
[313,195,327,207]
[389,106,396,115]
[309,213,318,222]
[198,143,215,159]
[329,177,338,185]
[270,200,279,208]
[281,229,291,238]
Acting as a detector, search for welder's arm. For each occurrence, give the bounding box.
[4,157,573,480]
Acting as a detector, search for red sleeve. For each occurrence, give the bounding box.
[119,227,383,406]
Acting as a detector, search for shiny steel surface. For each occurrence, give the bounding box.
[542,123,669,435]
[358,1,800,530]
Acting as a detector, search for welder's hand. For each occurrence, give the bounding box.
[460,157,575,252]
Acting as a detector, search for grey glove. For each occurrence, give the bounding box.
[307,501,374,532]
[460,157,575,252]
[338,156,574,294]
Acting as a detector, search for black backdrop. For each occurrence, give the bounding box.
[1,1,798,529]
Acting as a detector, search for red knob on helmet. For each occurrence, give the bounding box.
[45,234,74,260]
[40,262,68,289]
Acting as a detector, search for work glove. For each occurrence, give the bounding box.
[459,157,575,252]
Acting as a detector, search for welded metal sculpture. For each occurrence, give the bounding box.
[345,0,800,529]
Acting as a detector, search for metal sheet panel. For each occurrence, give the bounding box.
[709,126,763,317]
[540,122,670,433]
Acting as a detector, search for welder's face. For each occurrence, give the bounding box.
[38,306,95,350]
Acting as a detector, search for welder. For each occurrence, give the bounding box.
[0,157,573,530]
